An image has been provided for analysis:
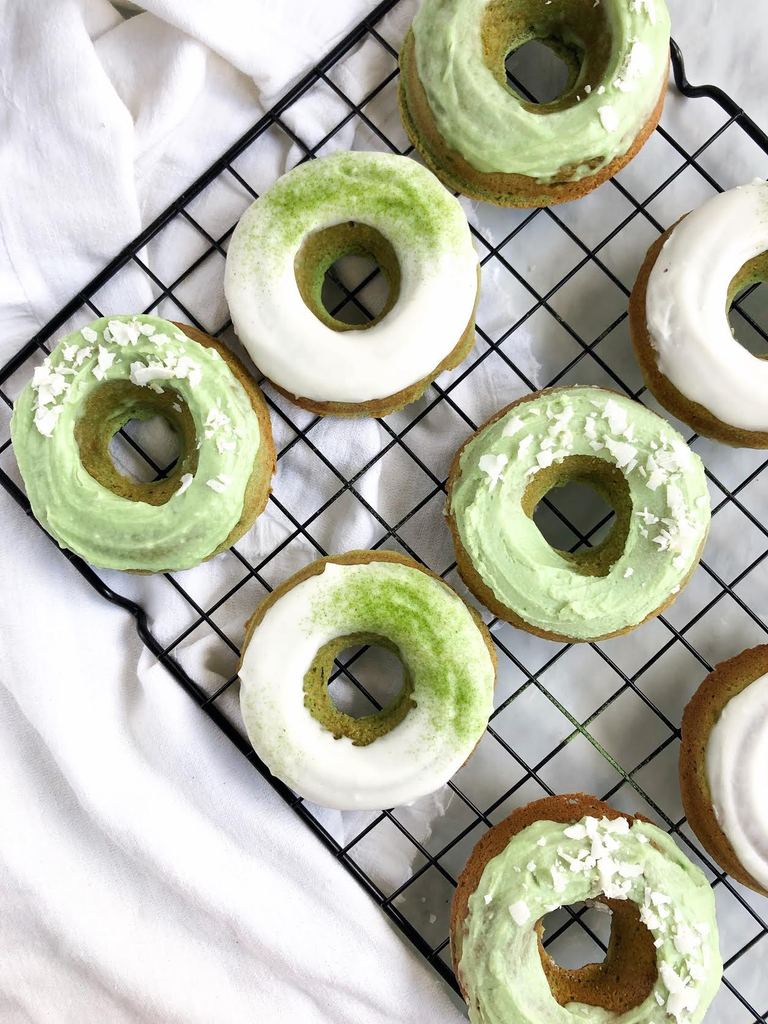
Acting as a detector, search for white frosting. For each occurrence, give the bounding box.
[224,152,478,405]
[706,671,768,889]
[645,181,768,432]
[238,561,495,810]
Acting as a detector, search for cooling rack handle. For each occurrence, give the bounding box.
[670,38,768,158]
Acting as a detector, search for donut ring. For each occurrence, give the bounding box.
[630,181,768,447]
[680,645,768,896]
[452,793,721,1024]
[224,151,480,417]
[446,386,710,643]
[10,316,275,572]
[237,550,496,810]
[398,0,670,208]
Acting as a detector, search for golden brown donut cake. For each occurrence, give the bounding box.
[680,645,768,896]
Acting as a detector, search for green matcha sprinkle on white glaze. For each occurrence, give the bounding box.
[239,559,495,810]
[307,561,493,745]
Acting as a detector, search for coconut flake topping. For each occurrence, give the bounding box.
[479,453,508,492]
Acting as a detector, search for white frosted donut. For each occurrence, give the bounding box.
[238,553,495,811]
[224,151,479,410]
[642,180,768,435]
[706,670,768,891]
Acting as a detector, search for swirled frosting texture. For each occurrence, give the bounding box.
[239,560,495,810]
[459,815,721,1024]
[450,388,710,639]
[412,0,670,182]
[706,671,768,890]
[645,181,768,432]
[11,316,261,571]
[224,151,478,403]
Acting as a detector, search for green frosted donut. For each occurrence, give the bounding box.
[10,316,274,572]
[456,809,721,1024]
[447,387,710,642]
[409,0,670,182]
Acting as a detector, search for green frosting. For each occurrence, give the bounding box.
[450,388,710,640]
[11,315,261,571]
[412,0,671,182]
[458,814,721,1024]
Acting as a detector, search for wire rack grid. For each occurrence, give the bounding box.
[2,2,768,1020]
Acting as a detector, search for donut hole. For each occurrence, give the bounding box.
[533,480,615,555]
[111,415,180,482]
[505,40,575,106]
[295,222,401,331]
[328,642,405,717]
[482,0,612,110]
[321,253,388,327]
[303,633,415,746]
[524,455,632,577]
[75,381,198,505]
[727,251,768,357]
[537,898,657,1013]
[539,901,611,969]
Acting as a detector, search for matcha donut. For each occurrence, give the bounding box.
[630,181,768,447]
[452,794,722,1024]
[446,387,710,643]
[238,550,496,810]
[680,645,768,897]
[224,151,480,417]
[11,316,275,573]
[399,0,671,207]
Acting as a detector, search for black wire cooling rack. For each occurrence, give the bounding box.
[3,3,768,1019]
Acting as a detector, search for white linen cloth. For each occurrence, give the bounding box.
[1,1,767,1022]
